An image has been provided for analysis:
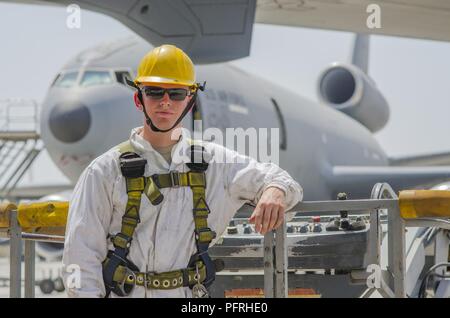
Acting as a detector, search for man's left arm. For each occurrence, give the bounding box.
[224,149,303,234]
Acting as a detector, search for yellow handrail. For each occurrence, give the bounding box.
[1,189,449,232]
[399,190,450,219]
[0,201,68,235]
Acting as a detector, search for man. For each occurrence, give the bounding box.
[62,44,303,298]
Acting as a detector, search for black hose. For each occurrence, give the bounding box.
[418,262,450,298]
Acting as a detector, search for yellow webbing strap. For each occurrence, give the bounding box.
[112,140,147,250]
[182,139,215,245]
[112,176,145,249]
[151,171,206,188]
[144,177,163,205]
[192,185,215,243]
[150,171,213,243]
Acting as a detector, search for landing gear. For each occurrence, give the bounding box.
[39,279,55,294]
[53,277,65,292]
[38,276,65,294]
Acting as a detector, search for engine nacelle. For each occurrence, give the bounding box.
[317,62,390,132]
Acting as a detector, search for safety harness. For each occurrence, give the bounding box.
[102,140,220,297]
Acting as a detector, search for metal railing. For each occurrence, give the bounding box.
[0,98,42,200]
[2,182,450,298]
[264,182,450,298]
[0,98,39,134]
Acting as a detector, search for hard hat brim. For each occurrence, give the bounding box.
[135,76,194,87]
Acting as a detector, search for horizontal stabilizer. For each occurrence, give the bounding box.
[329,165,450,199]
[389,151,450,166]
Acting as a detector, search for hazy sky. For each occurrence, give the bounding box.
[1,2,450,186]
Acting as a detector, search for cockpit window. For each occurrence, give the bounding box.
[51,73,61,86]
[80,71,113,87]
[54,72,78,88]
[115,71,132,85]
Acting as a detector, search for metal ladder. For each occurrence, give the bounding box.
[0,98,42,200]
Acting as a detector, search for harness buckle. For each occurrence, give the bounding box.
[192,263,209,298]
[143,270,154,290]
[195,228,216,243]
[120,155,147,178]
[117,267,136,296]
[169,171,180,187]
[113,233,133,249]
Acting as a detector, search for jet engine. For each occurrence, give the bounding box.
[317,62,389,132]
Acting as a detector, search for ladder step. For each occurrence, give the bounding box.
[0,131,40,141]
[0,98,40,198]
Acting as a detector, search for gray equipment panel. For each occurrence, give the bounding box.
[210,214,370,271]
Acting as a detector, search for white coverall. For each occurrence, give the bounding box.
[62,126,303,298]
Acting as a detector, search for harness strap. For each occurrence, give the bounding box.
[151,171,206,188]
[112,261,207,290]
[103,150,147,297]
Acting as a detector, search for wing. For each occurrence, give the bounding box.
[37,0,256,64]
[255,0,450,43]
[329,165,450,199]
[389,151,450,166]
[4,0,450,63]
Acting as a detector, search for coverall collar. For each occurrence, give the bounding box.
[129,126,191,170]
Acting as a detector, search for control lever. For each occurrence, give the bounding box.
[338,193,351,230]
[350,216,366,231]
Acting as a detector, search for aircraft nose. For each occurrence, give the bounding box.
[49,100,91,143]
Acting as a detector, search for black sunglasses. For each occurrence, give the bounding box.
[141,86,190,101]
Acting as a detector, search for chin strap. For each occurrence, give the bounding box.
[126,78,206,133]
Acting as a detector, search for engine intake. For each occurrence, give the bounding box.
[317,63,389,132]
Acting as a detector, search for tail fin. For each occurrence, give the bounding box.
[351,34,370,73]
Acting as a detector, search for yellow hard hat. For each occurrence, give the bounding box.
[134,44,196,88]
